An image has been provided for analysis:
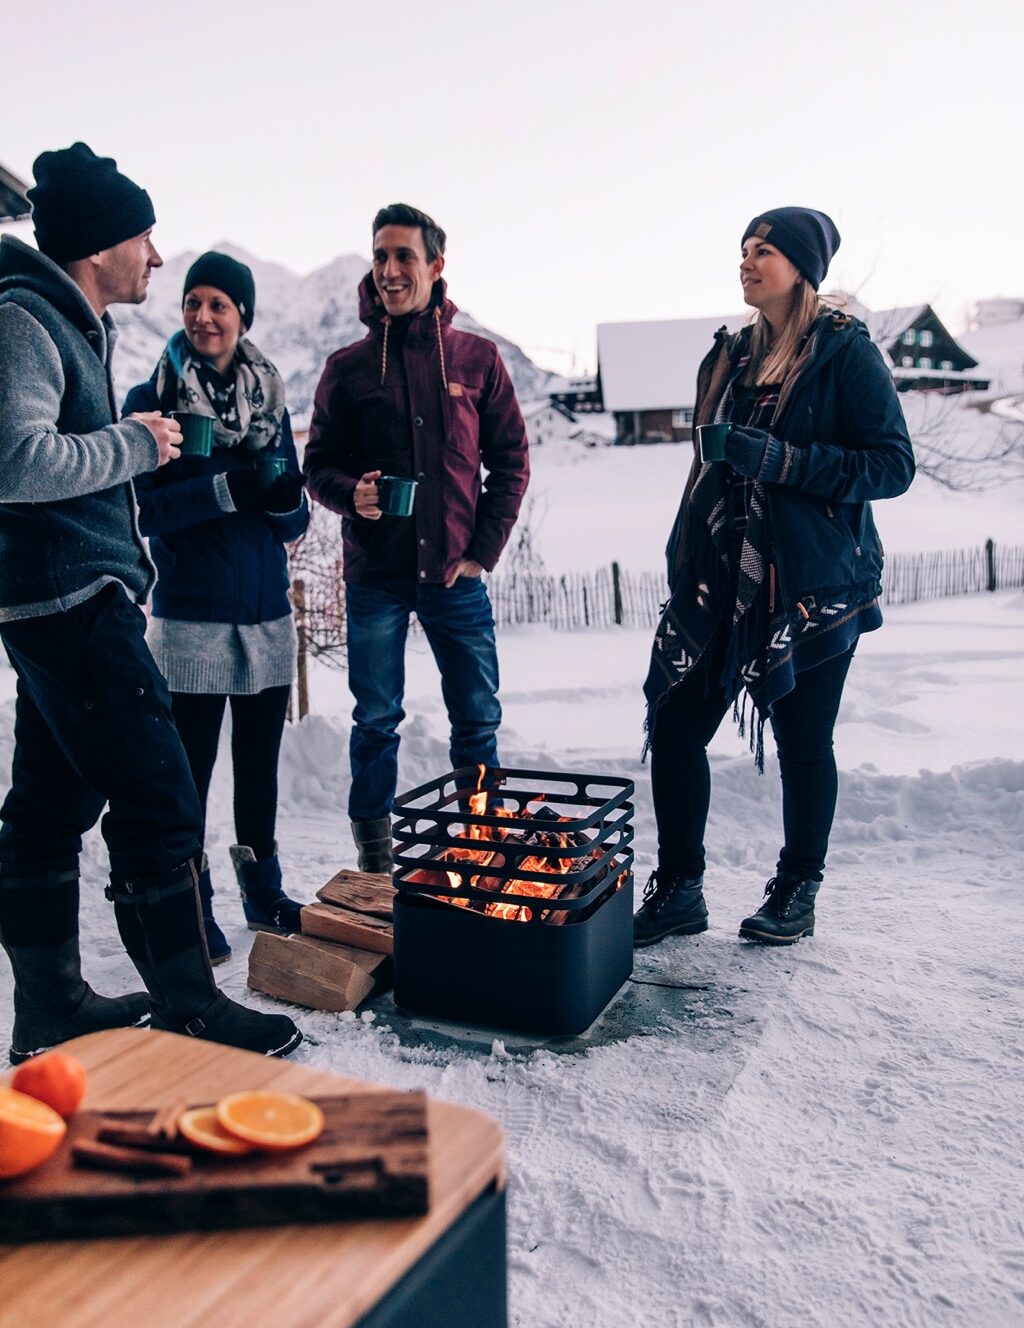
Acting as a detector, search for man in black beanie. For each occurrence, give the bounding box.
[0,142,301,1061]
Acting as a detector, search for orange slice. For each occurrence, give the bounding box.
[12,1051,88,1119]
[0,1085,67,1179]
[215,1091,324,1151]
[178,1106,253,1156]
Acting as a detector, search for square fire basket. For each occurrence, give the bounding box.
[391,766,634,1036]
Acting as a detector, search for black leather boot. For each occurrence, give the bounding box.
[739,874,820,945]
[229,843,302,934]
[351,817,393,875]
[108,857,302,1057]
[633,871,708,947]
[0,862,150,1065]
[197,853,231,965]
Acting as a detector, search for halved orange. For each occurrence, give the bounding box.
[215,1091,324,1151]
[0,1085,67,1179]
[178,1106,253,1156]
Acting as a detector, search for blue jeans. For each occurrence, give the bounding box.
[345,577,502,821]
[0,585,204,880]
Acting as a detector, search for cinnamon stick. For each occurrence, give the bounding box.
[96,1123,190,1152]
[73,1139,193,1177]
[146,1096,188,1141]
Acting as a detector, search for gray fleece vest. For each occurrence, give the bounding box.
[0,236,157,622]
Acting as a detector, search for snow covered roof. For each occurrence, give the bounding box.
[0,163,30,223]
[958,318,1024,392]
[597,314,749,411]
[859,305,927,348]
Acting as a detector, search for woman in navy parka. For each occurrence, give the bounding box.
[125,252,309,963]
[634,208,914,949]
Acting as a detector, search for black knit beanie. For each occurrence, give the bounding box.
[28,142,155,263]
[182,252,256,330]
[742,207,841,290]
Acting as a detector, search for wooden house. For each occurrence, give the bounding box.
[860,303,989,395]
[547,374,603,414]
[596,314,747,444]
[0,163,30,224]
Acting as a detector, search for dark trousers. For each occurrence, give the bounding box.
[651,645,855,882]
[345,578,502,821]
[170,686,291,861]
[0,585,203,880]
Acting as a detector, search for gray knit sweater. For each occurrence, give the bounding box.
[0,236,157,621]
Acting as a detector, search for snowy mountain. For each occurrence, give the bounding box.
[111,243,555,426]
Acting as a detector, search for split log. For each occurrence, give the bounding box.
[301,901,393,956]
[317,869,395,919]
[247,932,391,1013]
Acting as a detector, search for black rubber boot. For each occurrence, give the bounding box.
[0,862,150,1065]
[633,871,708,947]
[197,853,231,966]
[229,843,302,934]
[351,817,393,875]
[739,874,820,945]
[108,858,302,1057]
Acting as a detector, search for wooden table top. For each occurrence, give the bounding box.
[0,1029,505,1328]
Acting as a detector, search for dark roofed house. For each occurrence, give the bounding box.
[859,302,989,395]
[0,163,30,224]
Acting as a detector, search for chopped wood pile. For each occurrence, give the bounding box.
[247,869,394,1013]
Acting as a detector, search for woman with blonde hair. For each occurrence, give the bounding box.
[635,207,915,948]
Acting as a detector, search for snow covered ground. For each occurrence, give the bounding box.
[0,438,1022,1326]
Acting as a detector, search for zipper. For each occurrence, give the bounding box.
[769,564,776,614]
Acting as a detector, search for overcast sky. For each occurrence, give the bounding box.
[5,0,1020,373]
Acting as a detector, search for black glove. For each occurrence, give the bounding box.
[262,472,304,514]
[225,467,262,514]
[726,426,803,484]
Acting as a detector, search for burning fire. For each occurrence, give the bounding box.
[438,766,583,923]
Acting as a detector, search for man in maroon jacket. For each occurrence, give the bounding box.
[305,203,530,871]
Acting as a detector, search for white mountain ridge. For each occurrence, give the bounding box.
[112,242,555,427]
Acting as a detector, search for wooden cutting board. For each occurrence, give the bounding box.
[0,1091,429,1242]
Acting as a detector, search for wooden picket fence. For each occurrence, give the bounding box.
[286,540,1022,714]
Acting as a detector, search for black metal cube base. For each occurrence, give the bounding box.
[393,870,634,1036]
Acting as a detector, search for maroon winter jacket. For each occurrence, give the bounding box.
[304,275,530,586]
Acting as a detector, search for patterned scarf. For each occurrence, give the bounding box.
[644,352,782,770]
[155,329,284,451]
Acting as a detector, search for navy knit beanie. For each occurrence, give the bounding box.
[742,207,840,290]
[28,143,155,264]
[183,251,256,329]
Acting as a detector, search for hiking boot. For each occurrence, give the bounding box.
[739,874,820,945]
[197,853,231,965]
[351,817,393,875]
[633,872,707,947]
[108,858,302,1057]
[229,844,302,935]
[0,862,150,1065]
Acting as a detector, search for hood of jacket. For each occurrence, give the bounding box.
[356,271,458,335]
[0,234,112,349]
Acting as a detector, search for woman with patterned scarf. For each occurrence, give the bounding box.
[124,252,310,963]
[634,208,915,949]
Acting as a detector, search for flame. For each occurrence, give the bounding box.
[432,766,598,923]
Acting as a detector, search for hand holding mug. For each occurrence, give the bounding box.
[354,470,382,520]
[130,411,181,467]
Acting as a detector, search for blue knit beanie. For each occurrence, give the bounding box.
[742,207,840,290]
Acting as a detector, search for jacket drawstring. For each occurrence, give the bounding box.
[379,315,391,386]
[433,307,448,391]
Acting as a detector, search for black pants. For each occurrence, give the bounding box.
[0,586,203,880]
[170,686,290,861]
[651,645,855,882]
